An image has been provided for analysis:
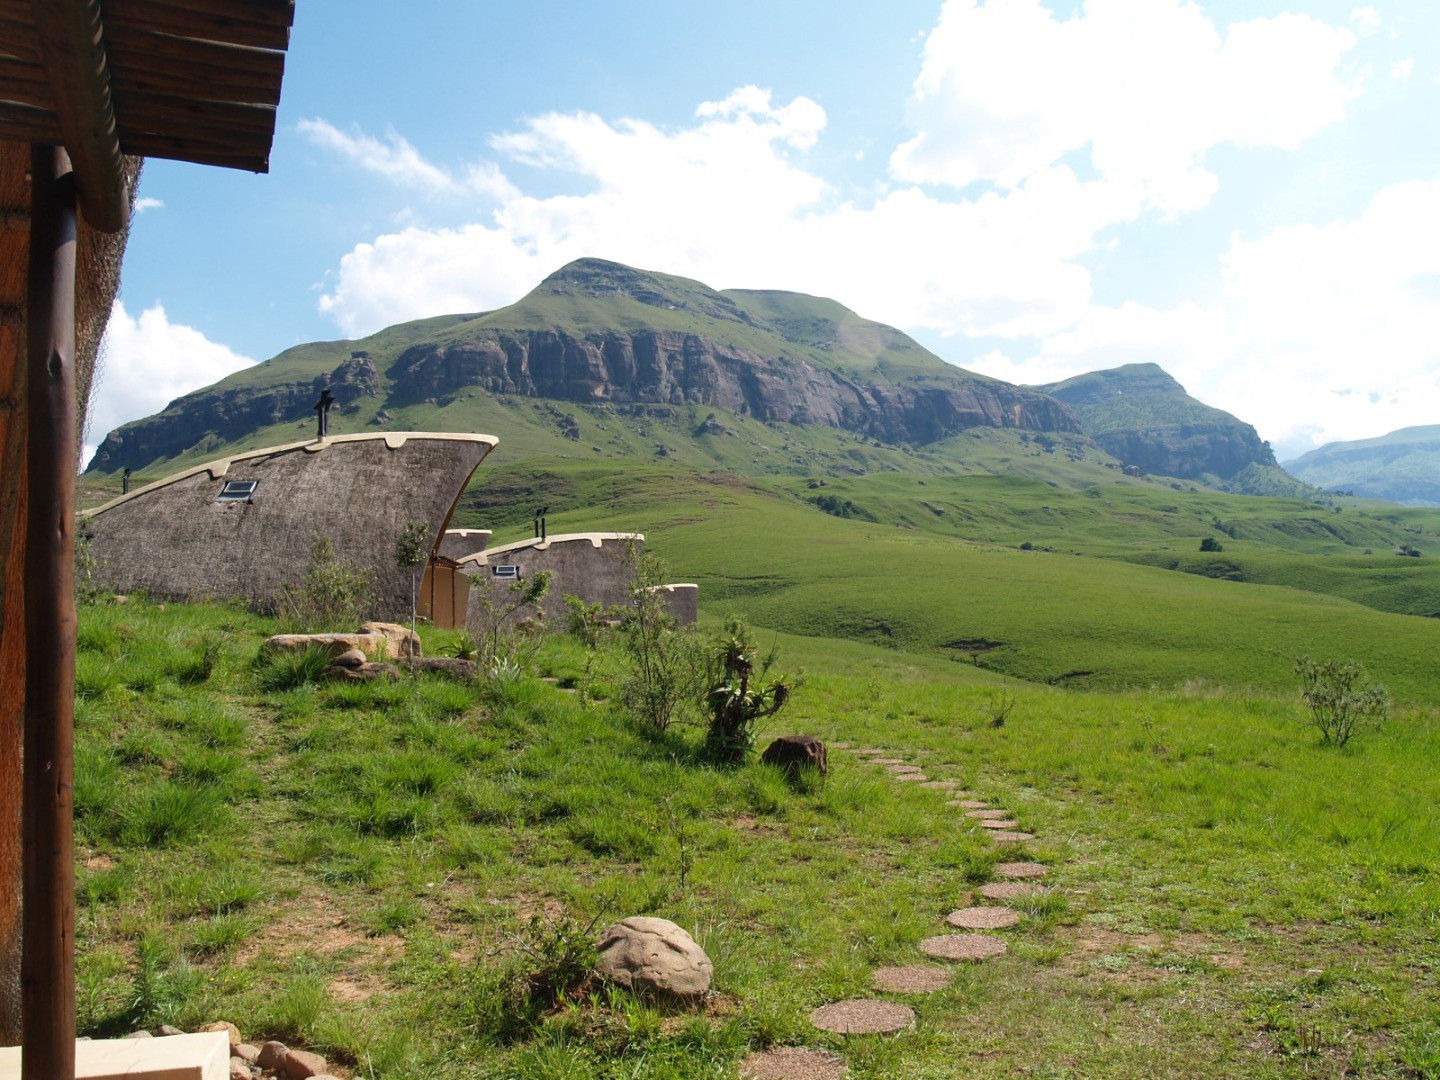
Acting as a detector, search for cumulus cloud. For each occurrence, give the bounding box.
[133,196,164,214]
[297,117,518,199]
[85,302,257,466]
[972,173,1440,458]
[890,0,1361,215]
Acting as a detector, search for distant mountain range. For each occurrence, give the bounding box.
[88,258,1285,492]
[1285,426,1440,507]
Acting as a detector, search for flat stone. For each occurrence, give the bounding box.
[234,1044,261,1064]
[230,1059,253,1080]
[965,809,1008,819]
[988,830,1036,842]
[854,748,888,756]
[331,647,367,668]
[978,881,1043,901]
[919,934,1008,962]
[870,965,952,994]
[739,1046,848,1079]
[868,758,906,766]
[283,1048,328,1078]
[887,764,924,774]
[945,907,1021,930]
[994,862,1048,879]
[978,819,1021,830]
[156,1025,184,1037]
[810,999,915,1035]
[894,773,929,782]
[952,800,989,809]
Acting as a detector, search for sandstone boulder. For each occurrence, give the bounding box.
[760,735,827,776]
[595,917,712,1000]
[361,621,421,658]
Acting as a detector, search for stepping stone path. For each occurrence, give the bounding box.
[810,1000,915,1035]
[739,1047,848,1080]
[978,881,1043,901]
[920,934,1008,961]
[945,906,1021,930]
[870,965,952,993]
[994,862,1047,879]
[795,741,1065,1074]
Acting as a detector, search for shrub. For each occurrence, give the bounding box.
[704,617,792,763]
[276,533,372,632]
[1293,655,1389,746]
[619,549,704,734]
[471,570,552,675]
[1199,536,1224,552]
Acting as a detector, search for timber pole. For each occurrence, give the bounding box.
[22,143,77,1079]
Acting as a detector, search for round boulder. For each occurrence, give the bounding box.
[595,917,713,1000]
[761,735,828,776]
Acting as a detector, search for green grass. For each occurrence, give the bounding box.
[71,596,1440,1078]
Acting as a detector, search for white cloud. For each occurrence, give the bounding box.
[133,196,164,214]
[1390,57,1415,82]
[1351,6,1382,35]
[297,117,518,199]
[85,302,257,465]
[890,0,1360,216]
[969,173,1440,459]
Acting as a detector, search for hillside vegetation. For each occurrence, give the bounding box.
[1286,425,1440,507]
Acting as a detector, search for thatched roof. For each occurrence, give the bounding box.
[81,432,497,618]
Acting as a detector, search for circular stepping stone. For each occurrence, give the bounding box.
[965,809,1008,819]
[978,881,1042,901]
[945,907,1021,930]
[988,830,1035,842]
[830,742,852,750]
[952,800,990,809]
[919,934,1008,962]
[994,862,1048,879]
[895,773,929,782]
[868,758,906,765]
[919,781,964,790]
[810,1000,915,1035]
[887,764,924,774]
[871,965,952,994]
[978,819,1021,830]
[740,1047,848,1080]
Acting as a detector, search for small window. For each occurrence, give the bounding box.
[491,565,520,579]
[217,480,258,503]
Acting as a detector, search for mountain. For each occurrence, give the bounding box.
[1285,426,1440,507]
[1034,363,1278,482]
[87,259,1079,475]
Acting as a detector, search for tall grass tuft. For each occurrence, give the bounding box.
[119,781,224,847]
[255,645,334,692]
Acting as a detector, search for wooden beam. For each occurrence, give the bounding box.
[21,142,77,1080]
[28,0,128,232]
[103,0,293,52]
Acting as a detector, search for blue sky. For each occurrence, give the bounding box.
[92,0,1440,464]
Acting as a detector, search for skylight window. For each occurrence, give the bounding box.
[217,480,258,503]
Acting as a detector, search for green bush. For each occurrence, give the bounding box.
[276,533,371,632]
[704,617,792,763]
[1293,655,1389,746]
[619,550,704,734]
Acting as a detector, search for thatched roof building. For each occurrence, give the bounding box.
[80,432,496,619]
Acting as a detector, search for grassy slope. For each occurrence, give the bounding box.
[444,460,1440,703]
[72,599,1440,1079]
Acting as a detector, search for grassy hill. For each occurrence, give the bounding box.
[1285,425,1440,507]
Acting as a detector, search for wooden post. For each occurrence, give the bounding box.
[22,143,77,1080]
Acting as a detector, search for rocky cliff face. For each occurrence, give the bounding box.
[1039,363,1276,480]
[387,329,1077,444]
[1091,423,1275,480]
